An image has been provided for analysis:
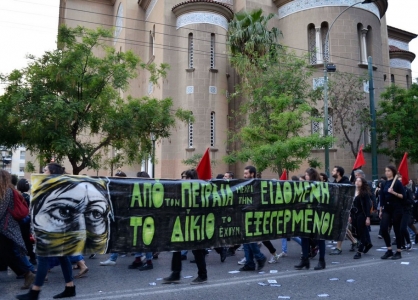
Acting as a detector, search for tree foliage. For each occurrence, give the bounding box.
[0,25,191,174]
[225,10,333,175]
[225,53,333,175]
[181,153,217,169]
[376,83,418,163]
[227,8,281,62]
[327,71,370,157]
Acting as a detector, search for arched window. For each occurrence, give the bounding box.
[321,22,329,63]
[366,26,373,59]
[149,25,155,59]
[311,109,333,148]
[308,22,329,64]
[391,74,395,83]
[210,34,215,69]
[188,33,194,69]
[406,75,410,89]
[188,112,194,148]
[308,24,317,65]
[210,112,215,147]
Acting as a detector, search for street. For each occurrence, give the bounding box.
[1,225,417,300]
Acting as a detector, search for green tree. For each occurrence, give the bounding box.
[376,83,418,163]
[327,71,370,157]
[0,25,190,174]
[225,53,333,175]
[227,8,281,62]
[182,153,217,169]
[225,9,333,176]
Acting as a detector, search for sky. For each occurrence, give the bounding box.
[0,0,417,94]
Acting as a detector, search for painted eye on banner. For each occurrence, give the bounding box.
[48,204,77,221]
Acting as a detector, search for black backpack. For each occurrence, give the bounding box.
[404,188,414,208]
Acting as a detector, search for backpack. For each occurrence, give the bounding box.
[8,189,29,221]
[403,188,414,208]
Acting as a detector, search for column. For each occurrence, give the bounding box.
[315,27,323,64]
[360,28,368,64]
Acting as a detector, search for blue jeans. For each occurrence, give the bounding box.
[134,252,153,261]
[109,252,118,261]
[281,237,302,253]
[243,243,265,268]
[69,255,84,264]
[35,256,73,287]
[13,244,35,272]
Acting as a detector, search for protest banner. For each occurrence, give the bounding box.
[30,175,354,256]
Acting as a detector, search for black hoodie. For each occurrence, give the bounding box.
[335,176,351,184]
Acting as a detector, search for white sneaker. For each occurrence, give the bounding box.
[237,257,246,265]
[277,252,287,258]
[268,255,279,264]
[100,259,116,266]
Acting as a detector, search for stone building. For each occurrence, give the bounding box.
[54,0,416,180]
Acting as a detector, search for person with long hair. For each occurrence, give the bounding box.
[0,170,35,289]
[350,177,373,259]
[294,168,326,270]
[379,165,405,260]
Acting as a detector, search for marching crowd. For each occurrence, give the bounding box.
[1,162,417,299]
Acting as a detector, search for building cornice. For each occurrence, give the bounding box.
[387,26,418,43]
[272,0,293,7]
[275,0,388,19]
[138,0,152,11]
[389,47,416,63]
[172,0,234,20]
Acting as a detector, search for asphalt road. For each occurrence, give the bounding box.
[2,225,417,300]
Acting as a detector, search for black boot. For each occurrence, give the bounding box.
[163,271,181,283]
[349,242,358,252]
[314,259,326,270]
[294,258,310,270]
[16,289,40,300]
[53,286,76,299]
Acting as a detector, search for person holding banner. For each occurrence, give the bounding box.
[17,163,76,300]
[379,165,405,260]
[238,166,267,272]
[17,163,113,299]
[163,169,209,285]
[295,168,326,271]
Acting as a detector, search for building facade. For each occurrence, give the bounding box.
[54,0,416,180]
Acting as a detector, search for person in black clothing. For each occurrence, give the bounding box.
[163,169,208,285]
[350,177,373,259]
[330,166,355,255]
[295,168,326,271]
[332,166,351,184]
[379,165,405,260]
[398,179,415,250]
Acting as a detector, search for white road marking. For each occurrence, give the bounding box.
[74,258,413,299]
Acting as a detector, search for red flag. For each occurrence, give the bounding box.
[279,169,287,180]
[398,152,409,186]
[352,145,366,170]
[196,148,212,180]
